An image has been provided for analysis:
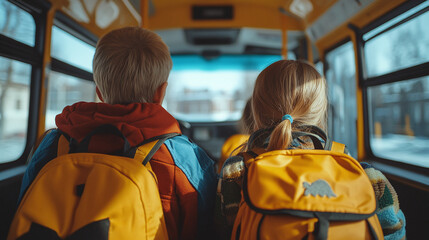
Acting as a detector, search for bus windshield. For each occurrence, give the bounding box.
[164,55,282,122]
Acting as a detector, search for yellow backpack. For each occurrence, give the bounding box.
[218,134,249,174]
[231,128,384,240]
[8,125,178,240]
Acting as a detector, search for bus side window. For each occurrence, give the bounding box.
[363,1,429,168]
[0,0,36,46]
[0,0,36,164]
[45,25,96,130]
[0,57,31,163]
[325,41,358,159]
[45,72,96,129]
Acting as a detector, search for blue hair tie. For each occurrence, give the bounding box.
[282,114,293,123]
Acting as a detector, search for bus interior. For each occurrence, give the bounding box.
[0,0,428,238]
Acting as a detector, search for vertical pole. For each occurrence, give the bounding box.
[140,0,149,28]
[281,15,288,59]
[349,24,367,161]
[37,7,55,139]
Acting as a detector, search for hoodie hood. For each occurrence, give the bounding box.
[56,102,181,150]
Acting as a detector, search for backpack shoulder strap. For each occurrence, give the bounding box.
[247,125,328,150]
[135,133,180,166]
[326,141,349,154]
[330,141,346,153]
[57,135,70,157]
[26,129,57,163]
[56,127,180,165]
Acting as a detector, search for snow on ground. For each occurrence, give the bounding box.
[0,137,26,163]
[371,134,429,168]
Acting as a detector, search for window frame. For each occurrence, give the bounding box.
[0,2,98,170]
[51,11,97,82]
[0,0,50,170]
[351,0,429,189]
[322,37,359,158]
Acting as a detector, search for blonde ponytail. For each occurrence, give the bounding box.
[252,60,327,150]
[267,118,292,151]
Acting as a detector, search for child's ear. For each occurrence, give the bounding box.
[96,87,104,102]
[153,82,168,104]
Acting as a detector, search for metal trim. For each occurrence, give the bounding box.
[51,58,93,82]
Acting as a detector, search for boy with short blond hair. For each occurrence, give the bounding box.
[19,27,216,240]
[93,27,172,104]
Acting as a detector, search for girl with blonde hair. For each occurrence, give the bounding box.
[215,60,405,240]
[251,59,327,151]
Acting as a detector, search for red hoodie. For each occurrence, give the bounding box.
[56,102,198,240]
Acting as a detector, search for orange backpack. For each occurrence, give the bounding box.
[231,128,384,240]
[8,125,178,240]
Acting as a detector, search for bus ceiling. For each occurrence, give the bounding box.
[47,0,408,56]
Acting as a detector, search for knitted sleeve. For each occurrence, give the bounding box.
[361,162,406,240]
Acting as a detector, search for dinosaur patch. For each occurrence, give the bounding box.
[303,179,337,198]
